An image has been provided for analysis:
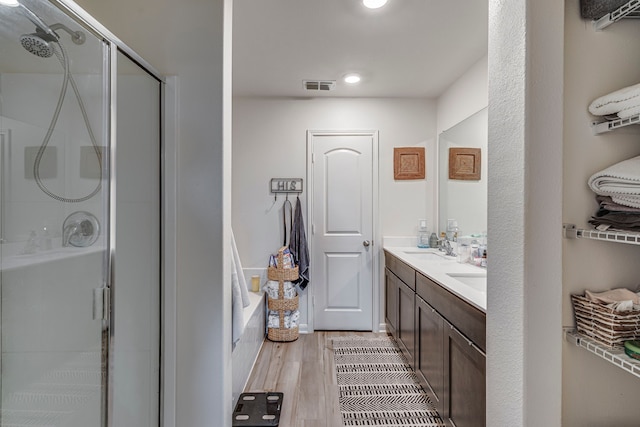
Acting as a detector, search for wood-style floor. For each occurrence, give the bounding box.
[244,331,388,427]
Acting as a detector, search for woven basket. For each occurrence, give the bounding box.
[572,294,640,348]
[266,247,299,342]
[267,265,299,282]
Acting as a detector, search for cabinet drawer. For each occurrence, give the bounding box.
[416,272,486,352]
[384,252,415,290]
[444,323,486,427]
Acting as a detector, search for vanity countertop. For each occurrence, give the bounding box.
[383,246,487,312]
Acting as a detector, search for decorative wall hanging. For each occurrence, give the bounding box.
[449,147,481,180]
[393,147,425,180]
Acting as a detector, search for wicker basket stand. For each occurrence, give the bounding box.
[266,247,299,342]
[572,294,640,348]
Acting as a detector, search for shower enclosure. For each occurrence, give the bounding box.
[0,0,162,426]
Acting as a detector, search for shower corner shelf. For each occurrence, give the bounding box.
[593,0,640,31]
[565,329,640,379]
[591,113,640,134]
[563,223,640,245]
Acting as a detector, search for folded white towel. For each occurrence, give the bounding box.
[589,82,640,117]
[231,229,251,344]
[588,156,640,209]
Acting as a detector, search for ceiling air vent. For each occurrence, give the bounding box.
[303,80,336,91]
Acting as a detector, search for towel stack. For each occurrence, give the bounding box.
[263,280,299,330]
[588,156,640,232]
[589,83,640,120]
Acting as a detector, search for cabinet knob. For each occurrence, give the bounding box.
[363,240,370,247]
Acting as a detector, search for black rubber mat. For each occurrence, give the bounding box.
[232,392,283,426]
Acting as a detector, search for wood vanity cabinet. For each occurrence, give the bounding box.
[384,252,416,366]
[444,321,486,427]
[416,272,486,427]
[415,295,445,415]
[384,251,486,427]
[385,268,398,336]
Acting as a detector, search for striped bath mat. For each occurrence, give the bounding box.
[332,336,446,427]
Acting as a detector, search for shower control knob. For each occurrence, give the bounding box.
[363,240,370,247]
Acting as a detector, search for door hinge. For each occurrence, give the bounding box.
[93,287,110,321]
[312,296,315,306]
[312,153,315,163]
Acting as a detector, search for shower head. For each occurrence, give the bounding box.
[20,29,57,58]
[12,2,86,58]
[19,23,86,58]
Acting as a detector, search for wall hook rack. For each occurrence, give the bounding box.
[270,178,303,195]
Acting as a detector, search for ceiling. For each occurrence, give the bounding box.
[232,0,488,99]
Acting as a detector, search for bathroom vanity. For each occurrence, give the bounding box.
[384,247,486,427]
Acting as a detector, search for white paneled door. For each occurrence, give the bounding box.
[309,131,377,331]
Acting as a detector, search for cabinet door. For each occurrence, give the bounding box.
[397,279,415,367]
[415,296,444,416]
[444,323,486,427]
[385,268,398,336]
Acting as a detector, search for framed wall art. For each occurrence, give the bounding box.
[393,147,425,180]
[449,147,481,180]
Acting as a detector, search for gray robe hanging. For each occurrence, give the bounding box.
[290,196,310,289]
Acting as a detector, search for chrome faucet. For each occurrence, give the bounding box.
[62,211,100,248]
[62,222,81,247]
[438,237,456,257]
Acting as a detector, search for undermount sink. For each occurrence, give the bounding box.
[403,251,447,261]
[446,272,487,292]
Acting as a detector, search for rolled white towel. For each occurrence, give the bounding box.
[267,310,300,329]
[589,82,640,117]
[263,280,297,300]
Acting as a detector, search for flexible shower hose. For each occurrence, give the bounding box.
[33,40,102,203]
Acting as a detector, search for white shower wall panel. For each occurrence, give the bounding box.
[0,73,105,243]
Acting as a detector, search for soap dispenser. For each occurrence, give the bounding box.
[417,219,430,248]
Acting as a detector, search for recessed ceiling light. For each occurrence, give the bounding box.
[0,0,20,6]
[344,74,361,84]
[363,0,388,9]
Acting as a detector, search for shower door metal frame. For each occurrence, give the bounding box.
[44,2,165,427]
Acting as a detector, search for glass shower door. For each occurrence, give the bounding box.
[0,1,109,426]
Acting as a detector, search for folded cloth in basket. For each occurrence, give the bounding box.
[263,280,297,300]
[267,310,300,329]
[588,155,640,208]
[585,288,640,312]
[589,82,640,117]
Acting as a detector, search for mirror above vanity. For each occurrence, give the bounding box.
[438,107,488,238]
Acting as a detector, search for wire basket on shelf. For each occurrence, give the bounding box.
[572,294,640,348]
[266,247,299,342]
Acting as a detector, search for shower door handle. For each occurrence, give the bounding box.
[93,287,110,321]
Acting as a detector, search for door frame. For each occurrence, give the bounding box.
[306,130,380,333]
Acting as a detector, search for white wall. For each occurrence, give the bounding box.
[488,0,564,426]
[562,1,640,425]
[232,97,436,329]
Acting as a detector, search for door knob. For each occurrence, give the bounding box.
[363,240,370,247]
